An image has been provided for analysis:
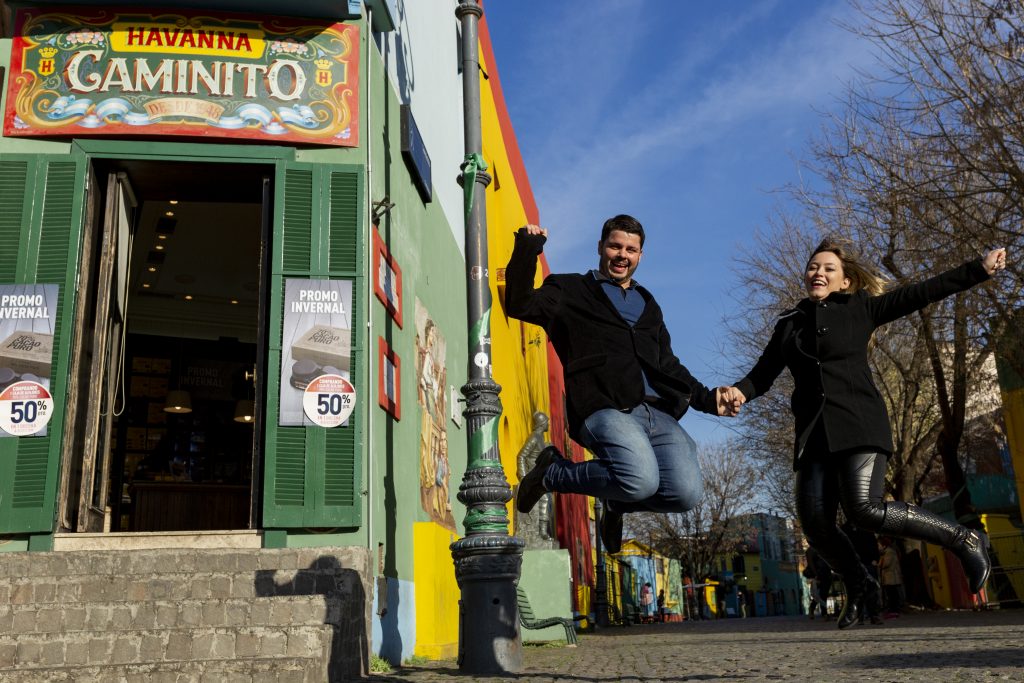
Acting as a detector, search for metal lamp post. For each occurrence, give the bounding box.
[450,0,524,674]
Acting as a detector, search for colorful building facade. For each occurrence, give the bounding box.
[0,0,589,666]
[727,513,805,617]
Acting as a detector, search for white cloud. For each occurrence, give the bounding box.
[510,1,876,269]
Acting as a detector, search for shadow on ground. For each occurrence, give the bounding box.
[847,647,1024,669]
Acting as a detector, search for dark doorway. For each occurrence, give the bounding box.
[60,158,273,533]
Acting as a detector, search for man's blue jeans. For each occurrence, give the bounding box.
[542,403,702,513]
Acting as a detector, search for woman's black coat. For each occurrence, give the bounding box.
[734,259,990,468]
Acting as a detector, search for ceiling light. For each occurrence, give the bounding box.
[164,389,192,414]
[142,283,151,289]
[165,211,174,217]
[169,200,179,205]
[147,266,157,273]
[184,295,193,301]
[155,244,164,251]
[230,299,239,305]
[157,234,167,240]
[233,399,255,423]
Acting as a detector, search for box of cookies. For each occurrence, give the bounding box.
[0,331,53,378]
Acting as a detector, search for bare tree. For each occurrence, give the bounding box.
[627,442,759,582]
[796,0,1024,527]
[728,0,1023,528]
[724,214,819,516]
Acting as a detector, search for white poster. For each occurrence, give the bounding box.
[278,278,354,427]
[0,284,58,437]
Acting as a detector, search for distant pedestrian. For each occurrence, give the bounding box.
[657,589,666,621]
[879,536,904,618]
[805,546,834,620]
[641,582,655,618]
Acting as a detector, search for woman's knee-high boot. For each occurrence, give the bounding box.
[836,561,881,630]
[881,502,991,593]
[802,533,880,629]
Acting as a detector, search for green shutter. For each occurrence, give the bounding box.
[0,156,85,534]
[263,163,364,528]
[0,161,29,281]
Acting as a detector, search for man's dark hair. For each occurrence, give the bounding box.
[600,214,645,247]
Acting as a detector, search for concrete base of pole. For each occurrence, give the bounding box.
[452,537,523,673]
[457,578,523,673]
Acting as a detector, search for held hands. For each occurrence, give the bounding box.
[983,248,1007,275]
[715,386,747,417]
[520,223,548,238]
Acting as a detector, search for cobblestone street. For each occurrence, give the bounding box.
[374,609,1024,682]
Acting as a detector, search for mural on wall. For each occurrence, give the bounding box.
[4,7,359,146]
[415,299,455,531]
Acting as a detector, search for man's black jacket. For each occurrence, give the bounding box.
[504,229,718,442]
[734,258,990,468]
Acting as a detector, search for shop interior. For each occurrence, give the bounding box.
[97,160,270,532]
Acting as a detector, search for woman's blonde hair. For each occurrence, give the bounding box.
[809,237,887,296]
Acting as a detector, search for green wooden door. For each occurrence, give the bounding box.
[0,155,86,534]
[262,163,364,528]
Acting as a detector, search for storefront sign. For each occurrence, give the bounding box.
[0,284,59,437]
[279,278,353,426]
[5,7,359,146]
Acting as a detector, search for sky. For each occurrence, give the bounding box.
[483,0,880,446]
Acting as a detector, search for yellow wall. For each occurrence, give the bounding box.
[923,513,1014,609]
[743,552,765,591]
[704,583,719,618]
[478,39,551,526]
[412,522,460,660]
[982,513,1024,606]
[1001,388,1024,522]
[923,542,955,608]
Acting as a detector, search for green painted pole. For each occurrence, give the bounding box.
[450,0,524,674]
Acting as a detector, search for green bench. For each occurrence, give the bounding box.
[516,585,580,646]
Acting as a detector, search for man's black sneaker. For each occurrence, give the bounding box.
[515,446,560,513]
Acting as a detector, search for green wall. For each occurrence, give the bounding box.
[356,28,469,585]
[519,549,574,643]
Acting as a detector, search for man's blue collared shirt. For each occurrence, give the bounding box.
[591,270,660,400]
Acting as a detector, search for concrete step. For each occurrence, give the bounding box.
[0,547,366,609]
[0,655,324,682]
[52,530,263,552]
[3,567,354,606]
[0,595,339,635]
[0,547,361,579]
[0,624,331,671]
[0,546,370,681]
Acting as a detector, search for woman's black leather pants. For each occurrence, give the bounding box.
[796,448,990,592]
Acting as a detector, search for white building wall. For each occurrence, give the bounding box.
[372,0,466,254]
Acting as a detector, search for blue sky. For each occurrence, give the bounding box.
[483,0,878,445]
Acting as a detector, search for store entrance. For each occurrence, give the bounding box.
[58,159,272,534]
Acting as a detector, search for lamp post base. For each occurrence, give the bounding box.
[452,536,524,673]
